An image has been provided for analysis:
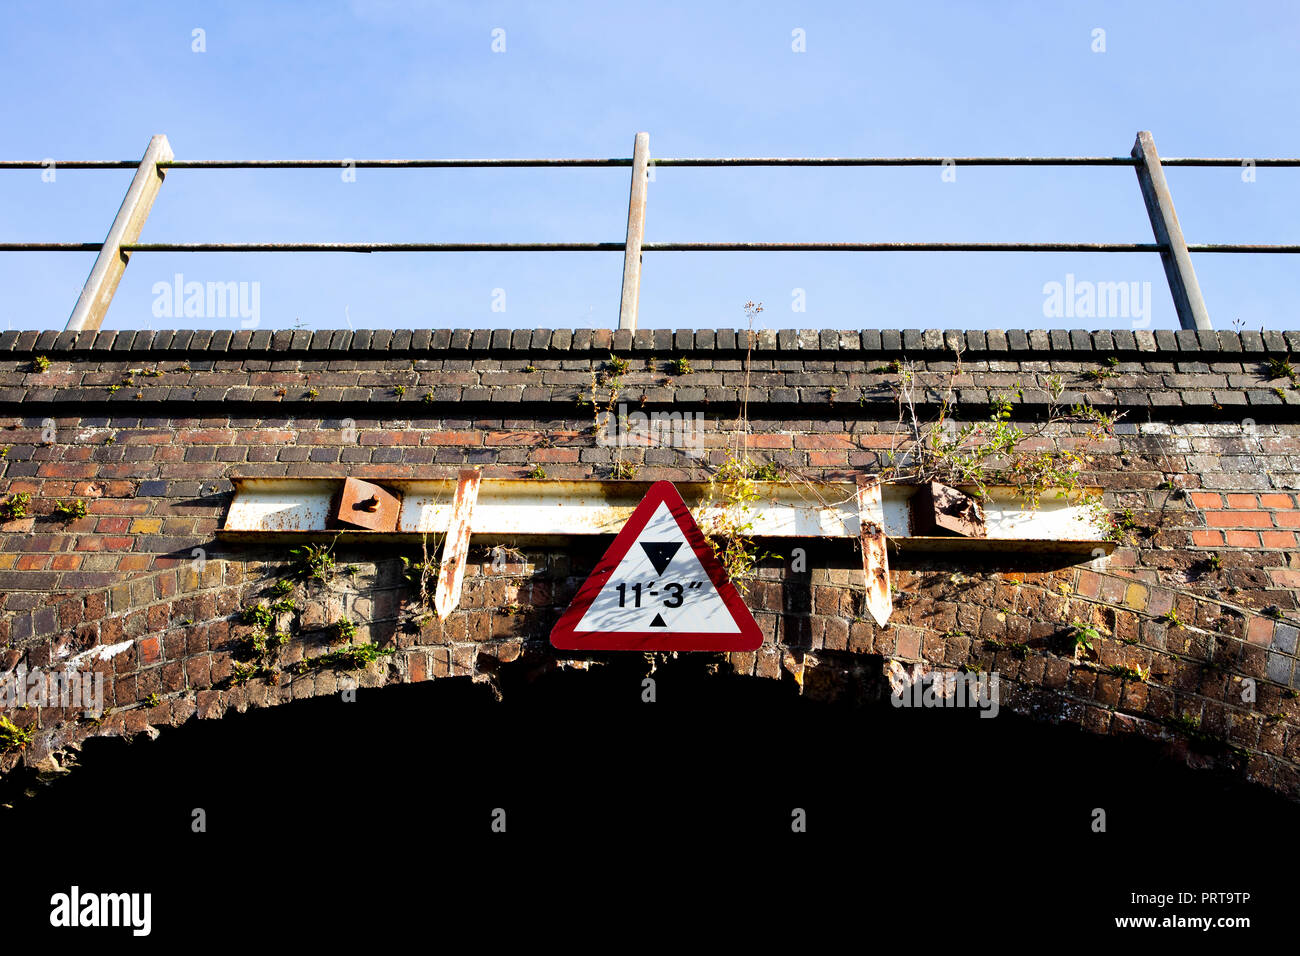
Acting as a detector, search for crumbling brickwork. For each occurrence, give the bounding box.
[2,325,1299,797]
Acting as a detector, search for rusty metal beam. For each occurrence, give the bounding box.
[66,134,173,332]
[857,479,892,627]
[221,477,1115,555]
[433,470,482,617]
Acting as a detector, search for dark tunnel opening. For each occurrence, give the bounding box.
[4,654,1294,939]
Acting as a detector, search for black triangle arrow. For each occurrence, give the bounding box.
[649,613,667,628]
[640,542,682,576]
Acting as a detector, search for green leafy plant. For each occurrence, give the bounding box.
[1104,508,1141,543]
[294,643,394,674]
[1070,619,1100,656]
[699,451,779,593]
[51,499,88,522]
[269,579,294,596]
[289,539,337,583]
[0,715,35,752]
[1162,608,1183,629]
[422,392,436,404]
[31,355,51,372]
[0,492,32,522]
[394,384,407,396]
[665,356,693,375]
[883,360,1119,509]
[231,661,271,686]
[242,603,276,632]
[524,464,547,479]
[143,692,162,708]
[606,353,629,376]
[1107,663,1150,682]
[305,388,320,400]
[1266,354,1296,381]
[610,458,638,479]
[332,617,357,642]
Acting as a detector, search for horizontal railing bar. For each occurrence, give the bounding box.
[163,158,637,169]
[652,157,1141,166]
[0,242,105,251]
[1187,244,1300,253]
[114,242,1165,253]
[0,161,141,169]
[1162,158,1300,167]
[4,157,1300,171]
[642,241,1163,251]
[118,242,629,252]
[5,241,1296,254]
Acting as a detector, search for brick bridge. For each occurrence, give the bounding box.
[2,325,1299,804]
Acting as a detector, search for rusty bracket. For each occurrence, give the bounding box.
[857,478,892,627]
[335,477,402,532]
[433,470,483,618]
[909,481,986,538]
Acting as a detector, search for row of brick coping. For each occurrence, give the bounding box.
[0,327,1294,356]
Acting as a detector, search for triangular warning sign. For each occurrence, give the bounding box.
[551,481,763,651]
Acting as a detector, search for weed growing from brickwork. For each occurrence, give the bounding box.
[293,643,394,674]
[580,363,624,438]
[1106,663,1150,682]
[697,301,782,591]
[0,492,31,522]
[882,350,1119,509]
[332,617,357,643]
[30,355,50,373]
[1102,507,1141,543]
[1070,619,1100,657]
[51,499,87,522]
[289,538,337,583]
[0,715,34,752]
[1265,353,1296,382]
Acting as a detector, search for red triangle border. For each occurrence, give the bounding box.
[550,481,764,651]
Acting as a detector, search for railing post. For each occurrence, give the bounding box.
[66,134,173,332]
[618,132,650,331]
[1131,131,1211,330]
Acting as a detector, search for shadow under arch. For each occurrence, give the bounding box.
[5,652,1295,937]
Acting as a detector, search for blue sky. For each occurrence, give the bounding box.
[2,0,1298,333]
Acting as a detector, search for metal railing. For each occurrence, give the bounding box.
[2,131,1298,333]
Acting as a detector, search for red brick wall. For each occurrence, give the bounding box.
[1,326,1298,799]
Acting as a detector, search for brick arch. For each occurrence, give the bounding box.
[4,541,1298,802]
[1,329,1299,802]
